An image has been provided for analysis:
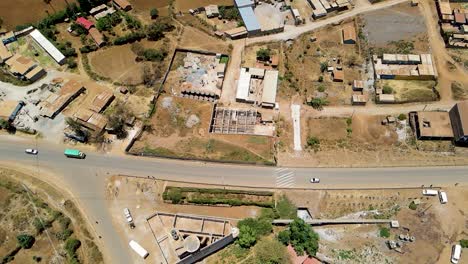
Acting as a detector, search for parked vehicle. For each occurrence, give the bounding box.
[422,189,438,196]
[438,191,448,204]
[129,240,149,259]
[310,178,320,183]
[25,149,38,155]
[64,149,86,159]
[124,208,133,223]
[451,244,461,264]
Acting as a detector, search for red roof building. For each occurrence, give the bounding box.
[287,245,322,264]
[76,17,94,30]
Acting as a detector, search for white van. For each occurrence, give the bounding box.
[438,191,448,204]
[422,189,438,196]
[129,240,149,259]
[451,244,462,264]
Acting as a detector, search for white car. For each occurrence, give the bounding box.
[310,178,320,183]
[25,149,38,155]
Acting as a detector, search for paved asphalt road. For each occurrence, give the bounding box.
[1,136,468,263]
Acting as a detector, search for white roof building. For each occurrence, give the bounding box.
[261,70,278,108]
[236,68,252,102]
[29,29,66,65]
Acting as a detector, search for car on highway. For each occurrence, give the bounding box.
[25,149,38,155]
[310,178,320,183]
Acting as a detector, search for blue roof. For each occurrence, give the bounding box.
[238,7,261,32]
[235,0,254,8]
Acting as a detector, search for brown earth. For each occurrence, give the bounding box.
[174,0,234,12]
[0,0,75,30]
[131,96,275,164]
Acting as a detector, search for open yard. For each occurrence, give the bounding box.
[0,167,103,264]
[0,0,75,30]
[360,3,428,50]
[278,21,362,105]
[278,113,468,167]
[377,80,439,103]
[130,96,275,164]
[174,0,234,12]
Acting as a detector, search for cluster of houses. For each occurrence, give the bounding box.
[75,17,105,47]
[307,0,351,19]
[410,101,468,145]
[1,28,69,82]
[437,0,468,48]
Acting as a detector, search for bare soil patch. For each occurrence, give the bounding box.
[361,3,427,47]
[174,0,234,12]
[131,96,275,164]
[0,0,75,30]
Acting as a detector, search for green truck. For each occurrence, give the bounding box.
[64,149,86,159]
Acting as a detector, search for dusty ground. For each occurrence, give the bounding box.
[0,166,103,264]
[131,96,275,164]
[174,0,234,12]
[107,175,468,264]
[285,186,468,264]
[279,20,362,105]
[106,175,260,263]
[178,24,230,53]
[0,0,75,30]
[278,113,468,167]
[361,3,427,47]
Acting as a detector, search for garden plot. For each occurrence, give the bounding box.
[377,80,438,103]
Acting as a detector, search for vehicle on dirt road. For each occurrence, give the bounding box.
[310,178,320,183]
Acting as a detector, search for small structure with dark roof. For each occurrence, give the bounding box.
[89,28,105,47]
[113,0,132,11]
[332,70,344,82]
[89,90,115,113]
[353,80,364,91]
[205,5,219,18]
[342,25,356,44]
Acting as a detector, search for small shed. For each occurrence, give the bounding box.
[342,25,356,44]
[332,70,344,82]
[353,80,364,91]
[205,5,219,18]
[378,94,395,103]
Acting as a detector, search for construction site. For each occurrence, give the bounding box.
[209,106,276,136]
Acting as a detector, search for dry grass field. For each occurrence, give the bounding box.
[0,0,75,30]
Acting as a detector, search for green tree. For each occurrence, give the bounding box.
[306,136,320,149]
[254,237,291,264]
[277,218,319,256]
[146,22,165,41]
[307,98,329,110]
[379,227,390,238]
[256,48,271,61]
[150,8,159,19]
[142,49,167,62]
[64,238,81,258]
[237,225,257,248]
[17,234,35,249]
[398,113,407,121]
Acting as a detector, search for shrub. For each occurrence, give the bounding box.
[256,48,271,61]
[96,12,122,31]
[142,49,167,62]
[382,85,393,94]
[409,201,417,210]
[122,13,142,29]
[150,8,159,19]
[17,234,35,249]
[320,62,328,73]
[254,237,290,264]
[64,238,81,258]
[56,229,73,241]
[114,32,145,45]
[32,256,42,262]
[33,218,45,234]
[318,76,324,82]
[379,227,390,238]
[276,195,297,219]
[219,6,241,21]
[460,239,468,248]
[237,218,272,237]
[306,136,320,149]
[307,98,329,110]
[398,113,407,121]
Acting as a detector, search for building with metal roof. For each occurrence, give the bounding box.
[235,0,254,8]
[29,29,66,65]
[0,42,12,63]
[238,7,261,35]
[236,68,252,102]
[261,70,278,108]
